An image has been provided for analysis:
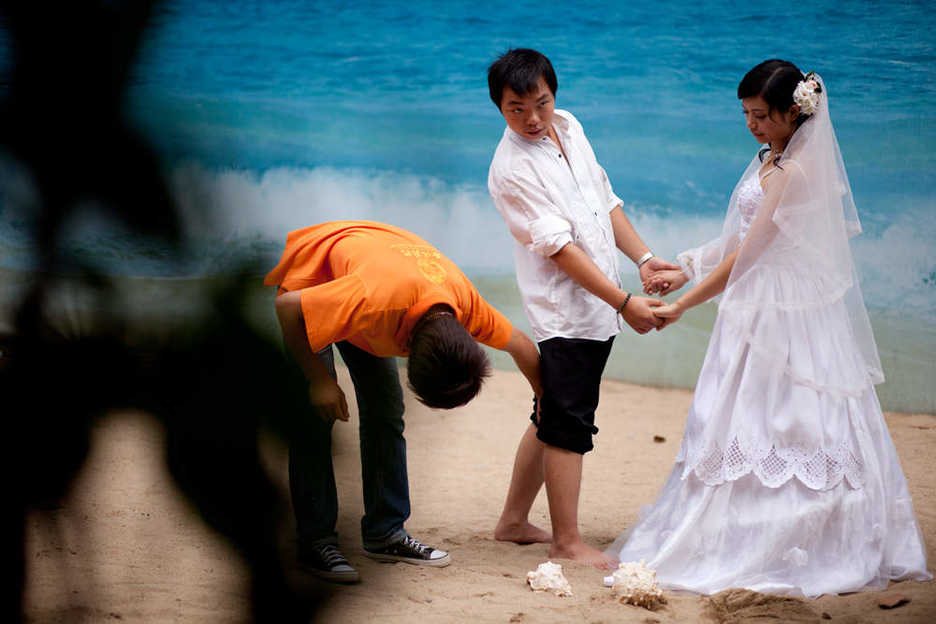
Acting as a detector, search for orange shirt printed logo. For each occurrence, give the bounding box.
[391,244,448,284]
[416,258,447,284]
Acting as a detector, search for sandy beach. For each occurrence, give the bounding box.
[22,367,936,623]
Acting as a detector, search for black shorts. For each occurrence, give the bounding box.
[531,336,614,454]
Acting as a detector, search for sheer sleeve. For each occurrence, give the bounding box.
[678,234,738,284]
[677,155,760,284]
[491,170,573,259]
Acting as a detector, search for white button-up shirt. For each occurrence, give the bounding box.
[488,109,623,343]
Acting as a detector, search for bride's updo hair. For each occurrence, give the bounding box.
[738,59,809,126]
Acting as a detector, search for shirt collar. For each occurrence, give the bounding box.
[506,108,571,147]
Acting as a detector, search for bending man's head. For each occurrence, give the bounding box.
[407,306,492,409]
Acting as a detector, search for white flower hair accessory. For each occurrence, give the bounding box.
[793,71,822,116]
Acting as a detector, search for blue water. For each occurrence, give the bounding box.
[1,1,934,410]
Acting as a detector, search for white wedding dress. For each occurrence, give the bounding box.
[607,77,931,598]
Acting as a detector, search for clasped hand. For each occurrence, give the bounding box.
[639,260,690,331]
[617,257,679,334]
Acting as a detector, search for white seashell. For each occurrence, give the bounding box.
[608,560,664,609]
[526,561,573,597]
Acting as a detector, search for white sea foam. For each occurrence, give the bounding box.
[168,163,517,275]
[167,164,936,322]
[2,160,933,324]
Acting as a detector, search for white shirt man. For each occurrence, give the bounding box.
[489,108,624,342]
[485,48,677,570]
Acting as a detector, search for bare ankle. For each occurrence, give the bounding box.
[550,533,583,551]
[548,541,615,569]
[495,519,552,544]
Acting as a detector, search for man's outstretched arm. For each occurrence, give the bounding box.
[609,206,681,292]
[551,242,663,335]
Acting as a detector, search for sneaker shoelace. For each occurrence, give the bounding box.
[401,535,432,556]
[317,544,349,567]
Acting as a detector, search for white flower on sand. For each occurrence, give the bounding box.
[607,560,665,609]
[793,75,821,115]
[526,561,573,597]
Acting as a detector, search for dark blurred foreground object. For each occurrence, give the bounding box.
[1,1,315,621]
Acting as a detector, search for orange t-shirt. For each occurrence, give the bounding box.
[264,220,513,357]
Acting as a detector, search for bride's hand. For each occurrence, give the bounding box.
[653,301,685,330]
[643,269,688,296]
[639,257,679,294]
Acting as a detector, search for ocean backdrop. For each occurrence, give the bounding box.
[1,1,934,412]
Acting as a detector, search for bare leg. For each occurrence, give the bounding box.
[543,444,616,569]
[494,423,551,544]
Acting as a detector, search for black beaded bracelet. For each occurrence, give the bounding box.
[618,293,632,314]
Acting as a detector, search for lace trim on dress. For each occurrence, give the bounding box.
[678,436,864,491]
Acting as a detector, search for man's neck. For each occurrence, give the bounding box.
[548,125,571,166]
[422,304,454,322]
[547,124,560,146]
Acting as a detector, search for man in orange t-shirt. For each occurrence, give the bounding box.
[265,220,541,582]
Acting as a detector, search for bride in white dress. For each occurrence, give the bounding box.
[607,59,931,597]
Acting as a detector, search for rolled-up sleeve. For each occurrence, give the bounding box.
[529,214,573,257]
[491,170,572,258]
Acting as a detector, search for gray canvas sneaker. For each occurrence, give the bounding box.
[299,543,360,583]
[364,535,451,567]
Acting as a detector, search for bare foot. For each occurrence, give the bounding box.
[494,520,552,544]
[548,541,617,570]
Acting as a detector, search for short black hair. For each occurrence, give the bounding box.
[407,308,491,409]
[487,48,558,108]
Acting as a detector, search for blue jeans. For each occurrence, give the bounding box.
[289,341,409,554]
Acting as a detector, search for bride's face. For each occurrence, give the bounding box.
[742,95,799,149]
